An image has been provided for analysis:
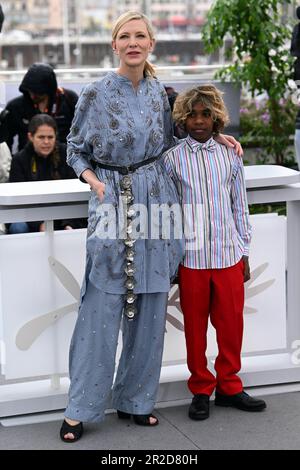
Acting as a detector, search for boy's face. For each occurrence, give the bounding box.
[185,102,214,143]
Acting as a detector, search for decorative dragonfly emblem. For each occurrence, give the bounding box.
[15,258,275,351]
[16,257,80,351]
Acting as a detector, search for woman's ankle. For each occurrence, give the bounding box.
[65,417,80,426]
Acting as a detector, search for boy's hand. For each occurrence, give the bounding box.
[243,256,250,282]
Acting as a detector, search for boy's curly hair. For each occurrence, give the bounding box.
[172,84,229,134]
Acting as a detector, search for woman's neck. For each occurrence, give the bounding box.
[117,65,144,90]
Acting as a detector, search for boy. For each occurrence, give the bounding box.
[164,85,266,420]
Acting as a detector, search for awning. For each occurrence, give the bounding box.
[170,15,188,26]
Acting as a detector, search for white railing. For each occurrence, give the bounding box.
[0,64,224,81]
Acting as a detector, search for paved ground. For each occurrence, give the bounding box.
[1,392,300,450]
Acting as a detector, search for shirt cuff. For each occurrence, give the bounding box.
[243,244,250,257]
[72,159,94,183]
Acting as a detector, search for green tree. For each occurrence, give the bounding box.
[202,0,294,165]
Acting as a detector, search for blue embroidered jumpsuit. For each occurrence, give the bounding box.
[65,71,184,422]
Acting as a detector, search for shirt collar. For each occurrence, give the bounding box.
[186,134,216,153]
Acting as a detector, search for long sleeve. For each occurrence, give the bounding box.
[0,105,17,152]
[231,158,252,256]
[163,151,176,182]
[66,85,94,182]
[64,88,78,110]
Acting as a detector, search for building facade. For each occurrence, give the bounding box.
[0,0,213,35]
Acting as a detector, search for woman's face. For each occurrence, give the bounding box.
[112,19,154,71]
[28,125,56,157]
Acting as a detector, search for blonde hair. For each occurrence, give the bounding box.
[112,11,156,77]
[173,84,229,134]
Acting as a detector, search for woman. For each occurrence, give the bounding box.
[9,114,83,233]
[60,11,241,443]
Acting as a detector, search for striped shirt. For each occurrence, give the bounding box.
[164,134,252,269]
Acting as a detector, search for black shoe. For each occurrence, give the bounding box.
[60,419,83,443]
[215,391,266,412]
[188,394,210,420]
[117,410,159,426]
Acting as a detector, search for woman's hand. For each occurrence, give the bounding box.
[215,134,243,157]
[92,180,106,202]
[81,169,106,202]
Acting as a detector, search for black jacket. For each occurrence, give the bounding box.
[0,63,78,151]
[9,142,86,231]
[10,142,73,183]
[0,5,4,33]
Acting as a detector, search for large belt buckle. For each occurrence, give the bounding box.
[120,174,132,190]
[120,165,131,175]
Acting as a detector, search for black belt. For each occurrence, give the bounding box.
[91,156,159,175]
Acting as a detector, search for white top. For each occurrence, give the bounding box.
[0,165,299,206]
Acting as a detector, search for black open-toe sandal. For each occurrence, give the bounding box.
[117,410,159,426]
[117,410,131,420]
[60,419,83,443]
[133,414,159,426]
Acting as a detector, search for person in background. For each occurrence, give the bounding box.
[0,140,11,235]
[0,63,78,152]
[164,86,178,111]
[60,11,243,443]
[0,4,4,33]
[164,86,187,139]
[291,6,300,83]
[8,114,85,233]
[164,84,266,421]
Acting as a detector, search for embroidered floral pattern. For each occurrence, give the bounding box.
[152,100,161,113]
[109,117,120,130]
[66,72,184,294]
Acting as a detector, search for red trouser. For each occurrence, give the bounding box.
[179,259,245,396]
